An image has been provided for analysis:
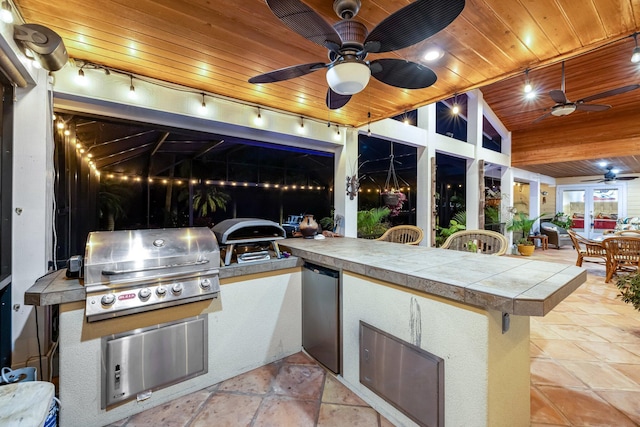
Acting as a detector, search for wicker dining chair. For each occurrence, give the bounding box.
[440,229,508,255]
[567,229,607,267]
[602,236,640,283]
[375,225,424,245]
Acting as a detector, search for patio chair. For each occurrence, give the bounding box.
[614,230,640,237]
[602,236,640,283]
[567,229,606,267]
[540,222,572,249]
[440,229,508,255]
[376,225,424,245]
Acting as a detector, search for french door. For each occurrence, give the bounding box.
[558,184,627,239]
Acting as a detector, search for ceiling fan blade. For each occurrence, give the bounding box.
[532,111,553,123]
[248,62,325,84]
[364,0,465,53]
[265,0,342,49]
[577,84,640,103]
[326,89,351,110]
[370,59,437,89]
[616,176,638,181]
[575,103,610,112]
[549,90,567,104]
[581,178,605,182]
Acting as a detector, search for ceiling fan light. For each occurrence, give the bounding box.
[550,104,576,116]
[326,61,370,95]
[631,46,640,63]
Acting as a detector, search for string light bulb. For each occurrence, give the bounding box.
[452,93,460,115]
[128,75,136,98]
[367,111,371,136]
[200,92,207,112]
[523,69,536,99]
[1,1,13,24]
[254,107,263,126]
[632,33,640,64]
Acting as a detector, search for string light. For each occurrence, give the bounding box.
[333,125,341,141]
[452,93,460,115]
[523,69,536,99]
[632,33,640,63]
[200,92,207,112]
[254,107,264,126]
[128,75,136,99]
[367,111,371,136]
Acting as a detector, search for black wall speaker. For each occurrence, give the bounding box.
[13,24,68,71]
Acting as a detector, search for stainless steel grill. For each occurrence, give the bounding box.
[84,227,221,322]
[212,218,286,266]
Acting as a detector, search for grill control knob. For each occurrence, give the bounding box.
[138,288,152,300]
[200,278,211,289]
[101,294,116,306]
[156,286,167,297]
[171,283,183,295]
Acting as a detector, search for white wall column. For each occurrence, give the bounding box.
[11,70,53,363]
[417,104,436,246]
[501,167,515,247]
[465,90,484,230]
[334,128,359,237]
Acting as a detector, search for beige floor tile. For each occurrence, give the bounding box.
[545,324,610,342]
[218,363,279,395]
[530,324,564,340]
[559,360,640,390]
[252,396,318,427]
[322,374,368,406]
[530,342,546,358]
[611,363,640,387]
[576,341,640,364]
[316,403,379,427]
[531,339,599,361]
[125,390,211,427]
[586,325,640,344]
[536,385,637,426]
[190,393,262,427]
[273,364,326,400]
[530,358,585,388]
[530,386,570,426]
[596,389,640,424]
[284,352,318,365]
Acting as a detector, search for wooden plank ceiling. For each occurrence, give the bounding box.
[12,0,640,177]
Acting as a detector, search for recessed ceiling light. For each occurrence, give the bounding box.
[599,161,608,167]
[423,47,444,62]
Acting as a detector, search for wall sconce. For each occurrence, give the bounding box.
[346,175,360,200]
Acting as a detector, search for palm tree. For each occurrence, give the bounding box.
[178,186,231,220]
[99,180,134,231]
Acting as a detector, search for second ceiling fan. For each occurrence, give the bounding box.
[533,61,640,123]
[249,0,466,109]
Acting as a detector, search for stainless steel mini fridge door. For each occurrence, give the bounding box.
[302,262,340,373]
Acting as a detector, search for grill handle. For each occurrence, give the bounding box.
[101,259,210,276]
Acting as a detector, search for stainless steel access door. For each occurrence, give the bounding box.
[102,315,208,408]
[302,262,340,374]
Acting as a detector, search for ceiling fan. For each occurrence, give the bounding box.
[248,0,466,109]
[533,62,640,123]
[582,166,638,183]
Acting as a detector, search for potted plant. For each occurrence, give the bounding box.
[357,207,390,239]
[616,273,640,311]
[507,212,544,256]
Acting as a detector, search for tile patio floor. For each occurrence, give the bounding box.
[110,246,640,427]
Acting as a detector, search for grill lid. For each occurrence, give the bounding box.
[84,227,220,287]
[212,218,285,244]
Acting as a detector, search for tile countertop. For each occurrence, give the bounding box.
[24,256,302,307]
[282,237,587,317]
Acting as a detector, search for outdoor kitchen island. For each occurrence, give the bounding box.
[281,237,586,427]
[26,237,586,427]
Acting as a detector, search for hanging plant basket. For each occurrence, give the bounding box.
[486,198,501,207]
[382,192,400,206]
